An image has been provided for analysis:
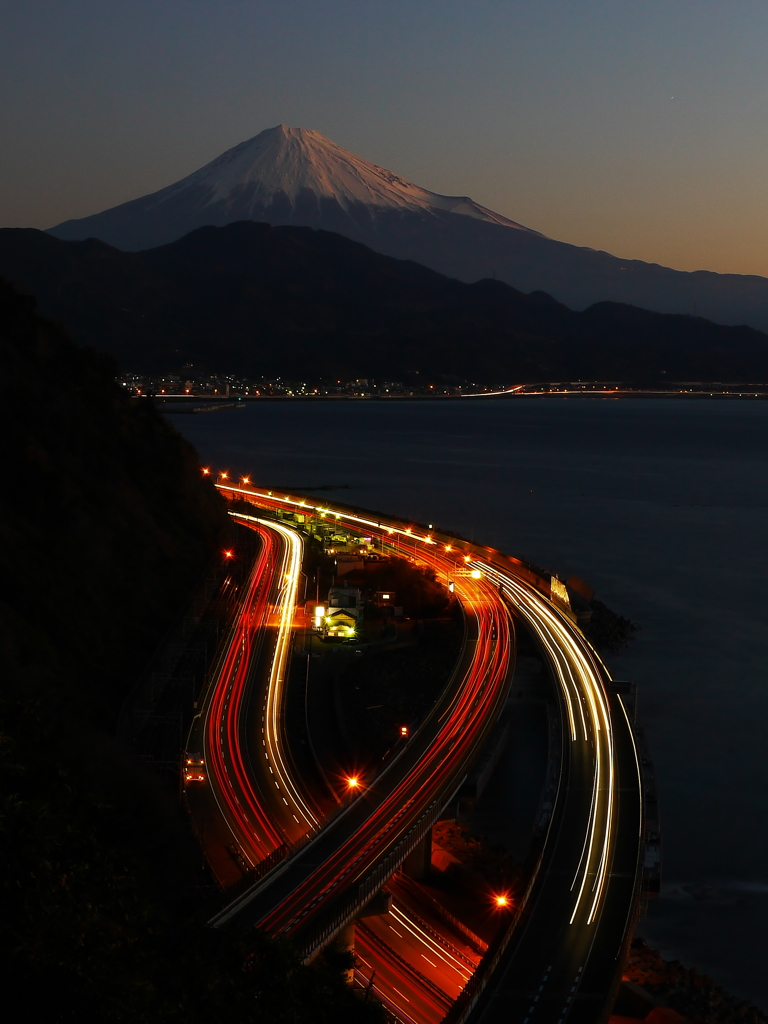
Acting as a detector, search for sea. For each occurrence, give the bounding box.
[171,395,768,1007]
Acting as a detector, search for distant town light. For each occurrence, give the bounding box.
[223,550,234,560]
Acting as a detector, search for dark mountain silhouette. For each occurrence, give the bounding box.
[48,125,768,333]
[3,220,768,381]
[0,278,385,1023]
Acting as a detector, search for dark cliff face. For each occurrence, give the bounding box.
[3,222,768,382]
[0,280,384,1023]
[0,277,225,719]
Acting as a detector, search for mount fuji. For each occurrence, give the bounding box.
[49,125,536,250]
[49,124,768,332]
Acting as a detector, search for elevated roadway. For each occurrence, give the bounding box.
[450,560,642,1024]
[208,507,514,961]
[200,483,643,1022]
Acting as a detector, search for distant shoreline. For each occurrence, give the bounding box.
[154,386,768,410]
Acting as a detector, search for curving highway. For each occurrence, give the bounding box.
[190,482,642,1023]
[453,558,642,1023]
[185,515,325,884]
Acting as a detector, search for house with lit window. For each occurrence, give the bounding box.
[323,585,362,639]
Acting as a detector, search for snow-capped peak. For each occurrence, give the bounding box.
[158,124,531,230]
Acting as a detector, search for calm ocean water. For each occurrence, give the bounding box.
[173,396,768,1006]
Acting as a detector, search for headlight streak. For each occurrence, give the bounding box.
[232,513,321,833]
[476,559,616,928]
[389,903,474,982]
[355,923,453,1023]
[202,528,283,861]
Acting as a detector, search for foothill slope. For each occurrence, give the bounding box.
[3,222,768,383]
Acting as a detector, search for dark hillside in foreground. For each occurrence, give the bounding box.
[0,280,383,1022]
[0,280,225,717]
[2,222,768,381]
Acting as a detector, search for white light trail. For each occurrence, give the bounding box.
[231,512,320,832]
[477,560,616,927]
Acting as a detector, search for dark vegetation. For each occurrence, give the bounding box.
[341,619,463,757]
[584,598,640,653]
[339,558,462,756]
[431,820,521,919]
[0,280,384,1023]
[3,222,768,382]
[344,556,454,620]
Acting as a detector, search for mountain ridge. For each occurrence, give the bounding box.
[5,220,768,382]
[46,125,768,334]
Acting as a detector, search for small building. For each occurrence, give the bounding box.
[323,585,363,639]
[324,609,358,639]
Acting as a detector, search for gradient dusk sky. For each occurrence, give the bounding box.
[2,0,767,276]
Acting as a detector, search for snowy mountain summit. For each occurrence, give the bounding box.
[50,124,534,251]
[180,124,528,226]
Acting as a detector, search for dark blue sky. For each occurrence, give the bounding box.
[2,0,767,275]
